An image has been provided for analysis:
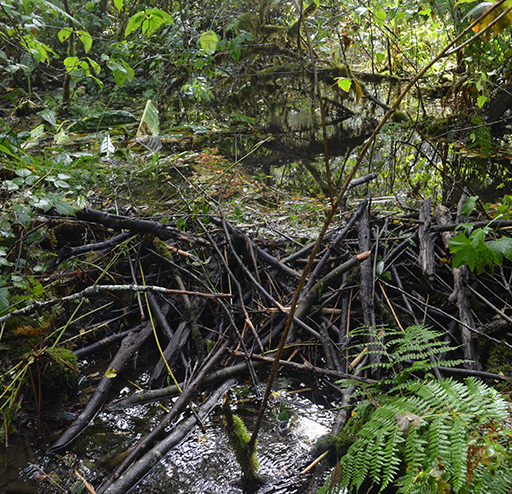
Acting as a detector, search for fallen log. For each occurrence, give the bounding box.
[49,321,154,452]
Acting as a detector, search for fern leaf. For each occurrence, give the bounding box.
[427,415,452,463]
[448,418,467,491]
[381,427,405,490]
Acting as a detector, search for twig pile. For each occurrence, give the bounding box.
[6,198,512,492]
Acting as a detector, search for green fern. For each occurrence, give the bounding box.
[322,325,512,494]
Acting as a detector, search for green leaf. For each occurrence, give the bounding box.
[15,168,32,178]
[449,231,477,270]
[63,56,88,75]
[228,40,242,61]
[77,30,93,53]
[0,287,10,314]
[54,180,70,188]
[200,30,220,55]
[58,27,73,43]
[0,142,17,158]
[13,205,32,226]
[107,60,131,86]
[376,260,385,277]
[120,60,134,82]
[37,0,79,24]
[38,109,57,126]
[137,99,159,138]
[30,124,45,140]
[375,9,387,20]
[0,247,12,267]
[488,237,512,262]
[142,9,173,37]
[113,0,123,12]
[34,196,53,212]
[24,175,39,186]
[336,77,352,92]
[54,200,76,216]
[54,128,70,145]
[125,12,145,37]
[477,95,487,108]
[86,57,101,75]
[461,195,479,216]
[470,227,486,249]
[4,180,19,191]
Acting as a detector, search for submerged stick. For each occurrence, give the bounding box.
[106,361,264,410]
[100,378,237,494]
[101,339,229,488]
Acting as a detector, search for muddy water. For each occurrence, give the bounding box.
[2,377,335,493]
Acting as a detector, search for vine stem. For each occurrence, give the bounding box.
[247,0,508,452]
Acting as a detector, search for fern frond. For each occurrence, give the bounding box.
[427,415,452,462]
[381,427,405,490]
[404,425,428,469]
[472,464,512,494]
[330,324,512,494]
[447,418,467,491]
[369,433,385,483]
[463,377,509,419]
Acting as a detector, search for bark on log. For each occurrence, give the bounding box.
[148,320,191,388]
[49,321,154,452]
[287,251,371,343]
[74,323,144,359]
[435,203,478,368]
[46,231,135,274]
[304,199,368,293]
[358,205,380,370]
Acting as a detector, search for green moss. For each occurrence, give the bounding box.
[223,400,260,483]
[153,237,174,260]
[391,110,409,123]
[485,345,512,391]
[42,348,78,402]
[226,414,259,481]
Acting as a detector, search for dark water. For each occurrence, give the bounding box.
[2,378,335,494]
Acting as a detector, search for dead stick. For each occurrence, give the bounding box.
[103,339,229,486]
[100,378,236,494]
[107,361,264,410]
[379,282,404,332]
[49,321,154,452]
[230,350,378,384]
[0,284,231,324]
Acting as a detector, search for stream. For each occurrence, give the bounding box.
[1,373,336,493]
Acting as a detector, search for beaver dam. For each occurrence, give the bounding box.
[1,192,511,494]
